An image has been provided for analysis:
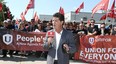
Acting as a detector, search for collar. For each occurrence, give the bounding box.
[55,30,63,35]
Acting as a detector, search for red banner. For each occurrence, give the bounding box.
[75,35,116,63]
[0,29,46,51]
[1,29,116,63]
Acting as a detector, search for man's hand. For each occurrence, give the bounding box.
[47,37,53,45]
[63,44,69,53]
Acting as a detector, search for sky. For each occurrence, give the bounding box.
[4,0,114,21]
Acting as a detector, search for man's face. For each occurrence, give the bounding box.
[100,24,105,29]
[90,20,95,25]
[52,17,63,29]
[114,27,116,31]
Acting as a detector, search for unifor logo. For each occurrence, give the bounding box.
[3,34,13,45]
[89,37,94,45]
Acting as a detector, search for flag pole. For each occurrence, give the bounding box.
[32,0,35,19]
[104,9,109,24]
[32,7,34,19]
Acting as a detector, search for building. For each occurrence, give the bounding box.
[39,12,115,24]
[39,15,52,21]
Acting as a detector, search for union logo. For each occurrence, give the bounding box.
[3,34,13,45]
[89,37,94,45]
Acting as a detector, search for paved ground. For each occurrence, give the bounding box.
[0,51,87,64]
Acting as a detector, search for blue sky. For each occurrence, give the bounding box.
[5,0,113,21]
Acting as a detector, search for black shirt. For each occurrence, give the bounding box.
[112,30,116,35]
[87,26,99,35]
[76,29,87,35]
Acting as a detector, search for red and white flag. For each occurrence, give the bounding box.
[75,2,84,14]
[92,0,109,17]
[100,0,116,20]
[20,12,26,21]
[27,0,34,9]
[24,0,34,15]
[24,9,28,15]
[59,6,64,15]
[33,12,39,22]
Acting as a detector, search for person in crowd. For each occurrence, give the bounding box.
[33,23,45,58]
[76,24,87,36]
[2,19,14,58]
[0,21,3,28]
[107,24,113,35]
[43,22,53,58]
[79,21,84,25]
[34,23,43,32]
[63,22,69,30]
[110,25,116,35]
[44,22,53,32]
[68,23,74,32]
[18,22,27,32]
[12,20,19,30]
[87,19,99,36]
[2,20,9,58]
[43,12,77,64]
[98,23,110,35]
[27,19,36,32]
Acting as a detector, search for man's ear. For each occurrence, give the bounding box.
[61,21,64,25]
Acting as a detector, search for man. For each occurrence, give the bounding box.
[2,19,14,58]
[111,25,116,35]
[87,19,99,36]
[98,23,110,35]
[43,12,77,64]
[76,24,87,36]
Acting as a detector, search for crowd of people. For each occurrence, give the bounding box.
[0,15,116,59]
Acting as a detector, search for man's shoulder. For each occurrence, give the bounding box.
[63,29,73,34]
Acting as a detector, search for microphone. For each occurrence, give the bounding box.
[47,31,55,38]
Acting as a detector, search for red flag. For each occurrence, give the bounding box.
[20,12,26,21]
[0,3,2,11]
[111,0,115,11]
[75,2,84,14]
[27,0,34,9]
[92,0,109,17]
[33,12,37,19]
[100,0,116,20]
[24,9,28,15]
[100,14,107,20]
[100,13,116,20]
[59,7,64,15]
[24,0,34,15]
[7,9,11,18]
[109,0,115,17]
[33,12,39,22]
[35,15,39,22]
